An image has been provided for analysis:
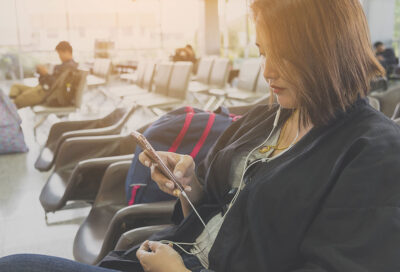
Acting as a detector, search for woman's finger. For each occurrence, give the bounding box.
[138,240,150,252]
[138,151,152,168]
[148,241,163,252]
[173,155,194,179]
[136,241,152,262]
[150,165,177,195]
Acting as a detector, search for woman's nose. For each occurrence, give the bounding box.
[263,60,279,82]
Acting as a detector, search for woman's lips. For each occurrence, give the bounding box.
[271,85,285,94]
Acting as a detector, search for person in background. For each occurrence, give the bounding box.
[172,44,196,63]
[9,41,78,108]
[374,41,398,75]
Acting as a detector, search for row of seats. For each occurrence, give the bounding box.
[33,56,270,170]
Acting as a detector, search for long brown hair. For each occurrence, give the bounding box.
[251,0,385,126]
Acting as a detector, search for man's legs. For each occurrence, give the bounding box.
[9,83,32,98]
[0,254,123,272]
[13,85,47,108]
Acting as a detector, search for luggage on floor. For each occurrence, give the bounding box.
[0,88,28,154]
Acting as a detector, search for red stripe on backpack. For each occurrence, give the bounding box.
[168,106,195,153]
[128,185,141,206]
[190,113,215,158]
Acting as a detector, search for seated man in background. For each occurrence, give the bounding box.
[172,44,196,63]
[9,41,78,108]
[374,41,398,75]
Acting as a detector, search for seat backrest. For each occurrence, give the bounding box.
[93,59,111,79]
[209,58,230,88]
[195,57,214,84]
[73,70,88,107]
[255,71,270,95]
[141,62,155,91]
[367,96,380,111]
[167,62,193,99]
[236,58,261,92]
[135,61,147,87]
[370,86,400,117]
[153,62,174,96]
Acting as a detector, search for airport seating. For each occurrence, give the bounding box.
[134,62,193,111]
[34,105,136,171]
[188,58,229,94]
[123,62,173,103]
[86,59,112,87]
[208,58,261,108]
[188,57,215,94]
[367,96,380,111]
[189,58,230,110]
[119,61,145,84]
[370,86,400,117]
[111,62,155,98]
[38,117,156,213]
[73,160,175,264]
[392,102,400,120]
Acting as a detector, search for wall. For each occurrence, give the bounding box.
[363,0,396,44]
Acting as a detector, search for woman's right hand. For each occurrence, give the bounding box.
[138,151,204,205]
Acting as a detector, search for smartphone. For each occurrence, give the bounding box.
[131,131,184,195]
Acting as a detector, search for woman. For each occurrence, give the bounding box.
[1,0,400,271]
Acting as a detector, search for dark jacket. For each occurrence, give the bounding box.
[39,59,78,90]
[101,98,400,272]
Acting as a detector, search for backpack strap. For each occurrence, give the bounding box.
[190,112,216,158]
[168,106,195,152]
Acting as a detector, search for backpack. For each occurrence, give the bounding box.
[0,89,28,154]
[44,67,81,107]
[125,106,240,205]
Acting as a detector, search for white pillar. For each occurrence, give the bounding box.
[201,0,220,56]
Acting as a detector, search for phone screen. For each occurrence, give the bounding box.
[131,131,184,194]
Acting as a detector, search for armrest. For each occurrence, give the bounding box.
[54,134,136,171]
[94,160,133,205]
[208,88,227,96]
[67,156,134,202]
[115,225,172,251]
[61,125,123,139]
[45,118,100,147]
[100,201,175,257]
[111,201,175,236]
[114,201,176,221]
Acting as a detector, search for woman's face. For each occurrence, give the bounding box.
[256,24,298,109]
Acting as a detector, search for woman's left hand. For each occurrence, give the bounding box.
[136,241,191,272]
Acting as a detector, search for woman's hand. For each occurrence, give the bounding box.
[136,240,190,272]
[138,151,204,207]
